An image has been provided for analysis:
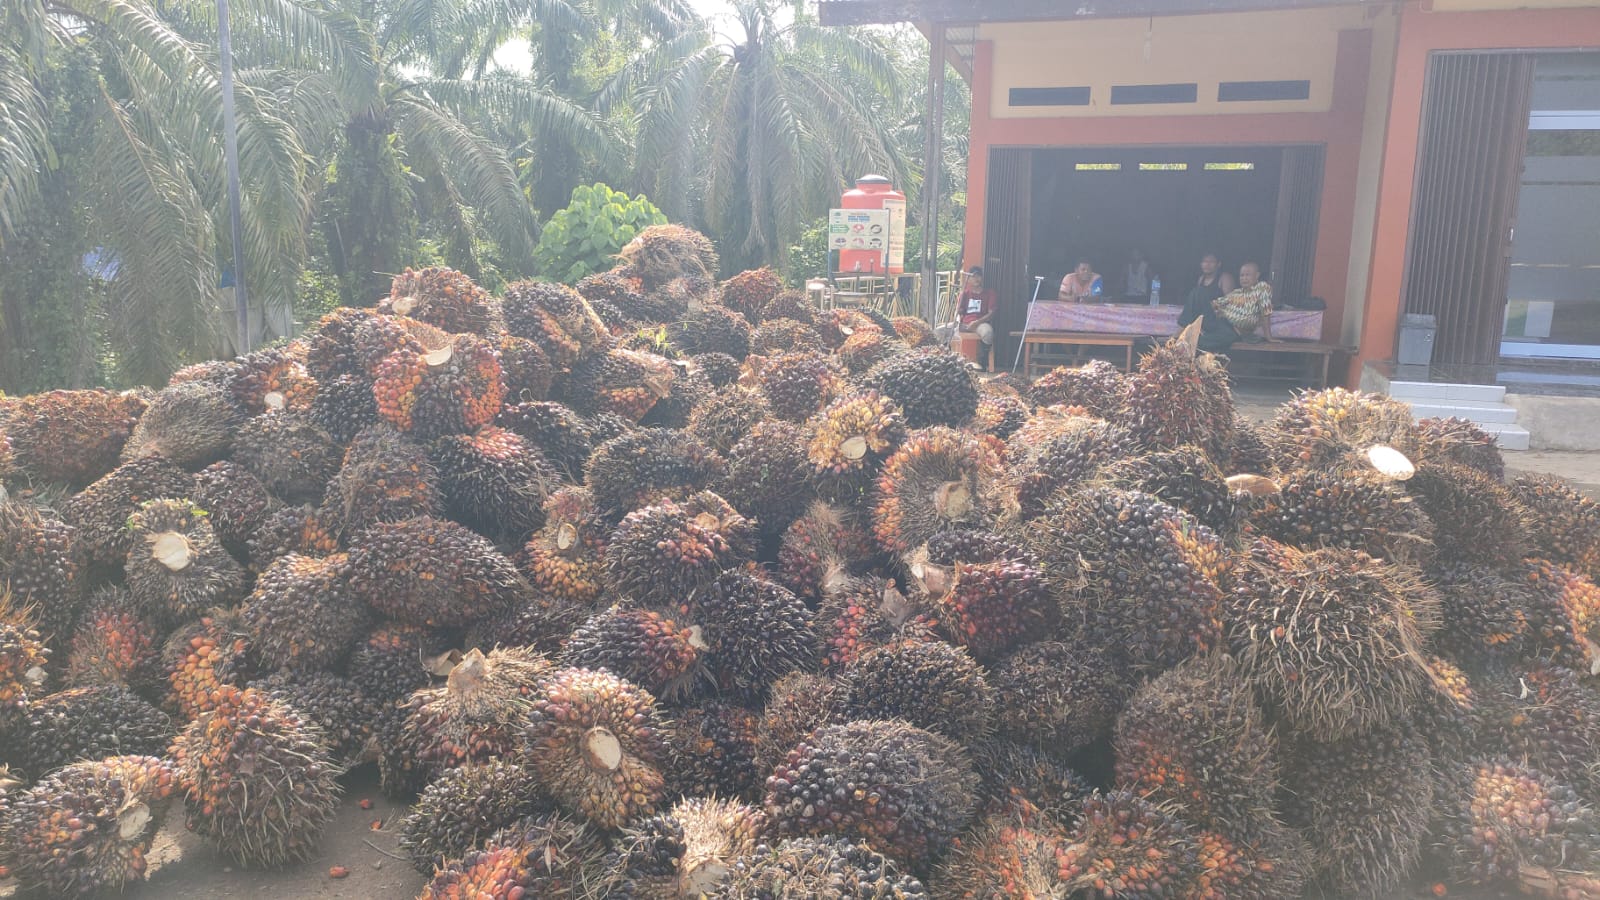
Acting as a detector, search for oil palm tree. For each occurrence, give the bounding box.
[611,0,908,273]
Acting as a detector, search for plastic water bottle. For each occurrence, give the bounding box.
[1091,276,1103,297]
[1149,277,1161,306]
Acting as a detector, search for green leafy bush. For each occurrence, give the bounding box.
[533,183,667,284]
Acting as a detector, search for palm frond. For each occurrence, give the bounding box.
[0,51,52,244]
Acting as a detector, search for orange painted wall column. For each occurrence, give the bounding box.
[961,39,996,274]
[1350,1,1600,384]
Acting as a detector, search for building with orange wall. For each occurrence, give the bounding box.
[822,0,1600,393]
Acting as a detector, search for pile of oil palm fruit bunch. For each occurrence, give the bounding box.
[3,222,1600,898]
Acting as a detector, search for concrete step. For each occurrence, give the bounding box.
[1387,380,1507,404]
[1406,402,1519,424]
[1478,422,1531,451]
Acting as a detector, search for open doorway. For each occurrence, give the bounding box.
[1027,145,1315,301]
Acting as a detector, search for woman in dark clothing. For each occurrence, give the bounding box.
[1179,253,1240,353]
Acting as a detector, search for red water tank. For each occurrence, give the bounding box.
[836,175,906,275]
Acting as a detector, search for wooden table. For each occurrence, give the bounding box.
[1222,340,1349,388]
[1010,330,1138,377]
[1022,301,1324,340]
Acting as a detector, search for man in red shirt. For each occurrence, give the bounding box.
[957,266,997,370]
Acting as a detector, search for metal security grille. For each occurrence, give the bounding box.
[984,148,1033,362]
[1402,53,1535,366]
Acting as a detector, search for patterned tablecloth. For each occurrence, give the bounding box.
[1023,302,1323,341]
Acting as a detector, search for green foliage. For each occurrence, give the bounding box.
[533,183,666,284]
[320,125,421,308]
[786,217,831,286]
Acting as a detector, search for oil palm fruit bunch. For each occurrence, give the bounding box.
[303,307,377,380]
[1519,557,1600,672]
[1512,473,1600,581]
[121,379,239,468]
[347,515,526,628]
[161,607,252,719]
[351,314,454,377]
[804,390,907,505]
[775,502,878,604]
[750,351,842,423]
[562,347,677,422]
[0,499,86,641]
[1027,360,1126,416]
[837,639,995,743]
[519,486,609,608]
[348,622,449,703]
[639,360,710,429]
[751,672,843,777]
[968,741,1094,824]
[167,359,239,387]
[246,505,339,572]
[837,326,905,375]
[124,498,246,626]
[1057,790,1198,898]
[933,803,1074,899]
[1118,331,1234,461]
[1184,827,1312,900]
[502,282,583,373]
[1281,718,1434,897]
[906,529,1055,661]
[399,759,552,874]
[373,332,506,440]
[1222,413,1277,477]
[752,317,825,355]
[724,836,928,898]
[1474,661,1600,795]
[814,576,938,671]
[604,492,753,605]
[496,333,556,403]
[619,224,719,292]
[971,391,1030,442]
[401,646,551,777]
[231,410,341,505]
[0,683,172,780]
[1113,655,1281,840]
[1008,415,1135,520]
[519,665,669,829]
[61,455,193,567]
[380,265,494,335]
[1410,414,1506,479]
[674,569,818,702]
[1227,540,1438,740]
[584,427,723,521]
[668,305,753,359]
[0,754,176,896]
[229,347,317,415]
[873,427,997,555]
[989,640,1124,759]
[249,670,378,767]
[1244,468,1433,564]
[320,424,441,538]
[511,280,612,359]
[577,270,649,322]
[0,599,49,710]
[66,586,162,693]
[1029,488,1226,673]
[0,388,146,485]
[172,685,339,867]
[418,812,608,899]
[497,400,605,481]
[1267,386,1414,472]
[717,266,784,323]
[717,419,814,537]
[1405,459,1532,566]
[604,797,767,897]
[432,425,558,544]
[686,386,770,454]
[191,460,275,557]
[562,605,709,701]
[1428,561,1536,666]
[1412,655,1485,779]
[242,552,365,673]
[662,702,764,800]
[862,346,978,429]
[1091,444,1239,537]
[1431,758,1600,897]
[764,719,978,869]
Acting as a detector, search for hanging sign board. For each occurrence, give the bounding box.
[829,208,891,261]
[882,198,907,272]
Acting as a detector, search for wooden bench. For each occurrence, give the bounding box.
[1010,331,1138,377]
[1220,340,1350,388]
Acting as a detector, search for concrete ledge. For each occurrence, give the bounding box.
[1506,393,1600,451]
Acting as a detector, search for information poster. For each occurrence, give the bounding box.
[828,208,890,260]
[882,198,906,271]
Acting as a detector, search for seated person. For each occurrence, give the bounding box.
[956,266,997,370]
[1178,253,1240,352]
[1213,262,1276,344]
[1124,248,1150,298]
[1058,260,1102,302]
